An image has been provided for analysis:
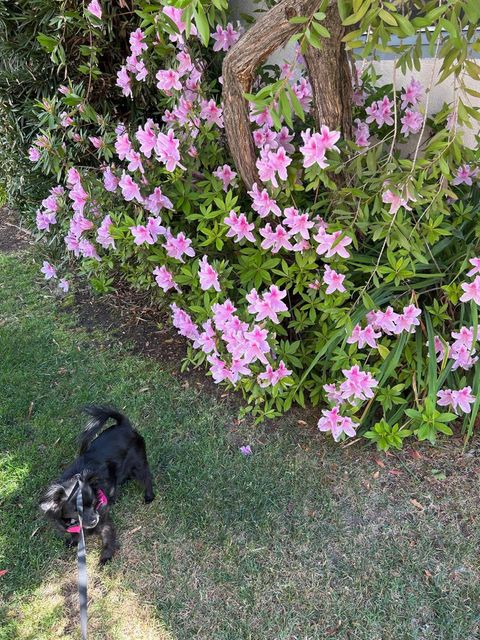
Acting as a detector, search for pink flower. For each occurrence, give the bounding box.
[156,69,182,93]
[119,173,143,202]
[257,360,292,387]
[248,183,281,218]
[211,23,240,51]
[353,119,370,147]
[199,256,221,292]
[200,99,224,128]
[394,304,422,334]
[40,261,56,280]
[437,387,475,414]
[97,214,115,249]
[283,208,314,240]
[60,112,74,127]
[323,266,346,295]
[206,355,231,383]
[400,109,423,136]
[247,285,288,324]
[144,187,173,215]
[276,127,295,153]
[243,326,270,365]
[365,96,394,127]
[115,133,132,160]
[36,211,57,232]
[467,257,480,277]
[116,66,132,97]
[66,168,81,187]
[163,5,185,30]
[153,265,178,292]
[213,164,237,191]
[452,165,478,186]
[130,28,147,56]
[224,210,255,243]
[314,228,352,259]
[460,276,480,304]
[193,320,217,355]
[257,146,292,187]
[103,167,119,192]
[249,105,273,128]
[382,189,413,215]
[401,78,423,109]
[176,51,193,76]
[260,223,293,253]
[126,149,144,174]
[212,299,237,330]
[170,303,199,341]
[323,383,344,404]
[299,127,340,169]
[347,324,381,349]
[28,146,41,162]
[86,0,102,19]
[163,232,195,262]
[340,365,378,403]
[239,445,252,456]
[136,120,157,158]
[371,306,399,335]
[155,129,182,172]
[89,136,103,149]
[317,406,358,441]
[69,182,89,214]
[59,278,69,293]
[130,225,155,246]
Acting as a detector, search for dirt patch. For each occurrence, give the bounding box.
[0,208,33,253]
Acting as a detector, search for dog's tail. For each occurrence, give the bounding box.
[79,405,131,453]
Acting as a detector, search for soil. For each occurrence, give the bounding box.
[0,207,34,253]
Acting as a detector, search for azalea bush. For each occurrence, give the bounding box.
[26,0,480,448]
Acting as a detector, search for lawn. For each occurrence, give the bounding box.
[0,247,479,640]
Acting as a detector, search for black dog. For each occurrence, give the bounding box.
[39,405,155,564]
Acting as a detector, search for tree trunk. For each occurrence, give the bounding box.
[303,1,353,139]
[222,0,352,190]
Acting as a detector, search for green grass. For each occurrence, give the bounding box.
[0,250,479,639]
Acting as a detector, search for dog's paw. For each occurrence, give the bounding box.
[65,537,78,549]
[144,492,155,504]
[99,554,113,567]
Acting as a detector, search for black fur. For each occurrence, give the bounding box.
[39,405,155,565]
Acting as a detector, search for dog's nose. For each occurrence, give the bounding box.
[83,514,100,529]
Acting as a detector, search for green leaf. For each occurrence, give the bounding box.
[194,4,210,47]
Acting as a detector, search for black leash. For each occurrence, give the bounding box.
[75,479,88,640]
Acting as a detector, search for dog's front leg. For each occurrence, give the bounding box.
[65,533,79,549]
[98,517,117,566]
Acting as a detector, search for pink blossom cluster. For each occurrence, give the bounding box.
[63,170,100,261]
[434,325,478,371]
[452,165,478,186]
[318,406,359,442]
[39,261,69,293]
[246,285,288,324]
[365,96,394,127]
[366,304,422,335]
[437,386,475,414]
[460,257,480,305]
[116,27,149,96]
[36,185,64,232]
[299,126,340,170]
[211,23,241,52]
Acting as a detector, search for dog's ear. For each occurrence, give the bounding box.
[39,484,66,513]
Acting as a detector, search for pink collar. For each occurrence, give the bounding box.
[66,489,108,533]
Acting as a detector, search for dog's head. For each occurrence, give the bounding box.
[39,472,101,531]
